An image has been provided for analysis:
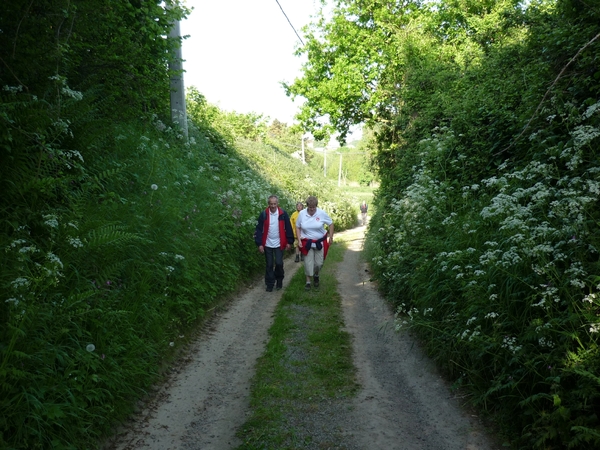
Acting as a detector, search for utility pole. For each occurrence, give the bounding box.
[168,19,188,140]
[338,152,342,187]
[301,133,311,164]
[324,148,327,177]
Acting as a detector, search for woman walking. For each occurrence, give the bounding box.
[295,196,334,290]
[290,201,304,263]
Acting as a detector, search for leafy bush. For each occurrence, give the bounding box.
[290,0,600,447]
[0,103,355,448]
[0,2,356,448]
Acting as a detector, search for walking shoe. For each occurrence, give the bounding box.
[313,276,319,288]
[300,254,304,261]
[266,286,273,292]
[294,254,300,263]
[276,281,282,290]
[305,282,311,291]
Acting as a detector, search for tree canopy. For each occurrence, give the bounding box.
[289,1,600,447]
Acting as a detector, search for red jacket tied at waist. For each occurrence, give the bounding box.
[300,233,329,259]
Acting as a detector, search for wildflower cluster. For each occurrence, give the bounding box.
[368,99,600,447]
[4,214,88,318]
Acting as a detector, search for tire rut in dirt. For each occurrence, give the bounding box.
[336,229,497,450]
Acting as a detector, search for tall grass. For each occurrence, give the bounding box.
[0,93,356,449]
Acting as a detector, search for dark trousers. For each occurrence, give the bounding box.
[264,246,284,288]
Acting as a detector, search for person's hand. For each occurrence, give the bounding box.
[285,244,291,251]
[258,245,264,253]
[328,235,333,244]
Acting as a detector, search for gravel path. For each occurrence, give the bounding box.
[104,226,500,450]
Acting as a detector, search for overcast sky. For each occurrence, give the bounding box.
[180,0,322,125]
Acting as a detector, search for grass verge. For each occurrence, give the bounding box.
[236,242,358,449]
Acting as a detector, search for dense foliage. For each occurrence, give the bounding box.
[289,0,600,447]
[0,1,355,448]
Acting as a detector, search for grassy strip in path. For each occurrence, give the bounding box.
[236,242,358,449]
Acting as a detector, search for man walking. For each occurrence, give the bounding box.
[254,195,294,292]
[360,201,368,226]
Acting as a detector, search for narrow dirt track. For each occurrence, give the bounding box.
[105,226,499,450]
[336,228,496,450]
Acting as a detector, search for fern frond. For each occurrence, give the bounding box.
[91,166,126,186]
[95,260,128,283]
[84,224,143,248]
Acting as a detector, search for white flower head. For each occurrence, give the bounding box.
[67,237,83,248]
[10,239,27,248]
[3,85,24,94]
[11,277,30,289]
[46,252,64,269]
[43,214,59,228]
[583,293,596,304]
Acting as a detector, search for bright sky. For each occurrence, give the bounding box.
[180,0,322,125]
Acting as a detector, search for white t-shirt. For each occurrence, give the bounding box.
[265,209,281,248]
[296,208,333,240]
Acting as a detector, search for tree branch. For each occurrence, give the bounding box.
[12,0,35,59]
[0,55,28,91]
[494,31,600,157]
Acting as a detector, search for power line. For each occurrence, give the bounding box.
[274,0,305,46]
